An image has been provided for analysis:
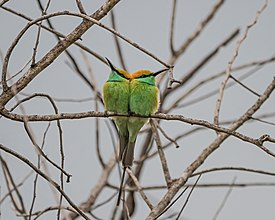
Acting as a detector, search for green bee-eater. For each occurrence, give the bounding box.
[103,58,167,167]
[103,58,167,205]
[103,58,130,164]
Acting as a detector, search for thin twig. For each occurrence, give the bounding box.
[155,186,189,219]
[169,0,177,55]
[69,12,170,68]
[29,121,51,219]
[107,181,275,192]
[0,156,27,219]
[110,10,127,71]
[192,166,275,177]
[18,206,76,219]
[0,56,31,86]
[214,0,268,126]
[31,0,51,66]
[176,64,265,109]
[0,170,33,205]
[150,119,172,187]
[91,192,117,211]
[212,177,237,220]
[37,0,103,105]
[126,168,154,210]
[80,50,106,168]
[64,60,102,103]
[249,116,275,126]
[24,96,94,103]
[164,56,273,112]
[29,157,40,220]
[175,174,201,220]
[173,0,225,58]
[117,167,127,206]
[0,143,91,219]
[167,67,180,89]
[229,74,260,97]
[162,28,240,102]
[157,124,180,148]
[76,0,87,14]
[118,132,155,219]
[34,3,66,219]
[8,93,72,181]
[137,127,202,163]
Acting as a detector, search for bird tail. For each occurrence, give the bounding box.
[119,133,129,161]
[116,166,127,206]
[122,140,136,167]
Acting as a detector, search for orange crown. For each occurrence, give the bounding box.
[129,70,152,79]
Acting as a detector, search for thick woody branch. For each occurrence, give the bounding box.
[146,77,275,219]
[0,0,120,105]
[1,88,275,155]
[1,5,106,64]
[0,0,9,7]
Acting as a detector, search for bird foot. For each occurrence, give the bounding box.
[129,111,139,117]
[104,110,110,117]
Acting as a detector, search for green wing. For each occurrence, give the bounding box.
[103,78,130,162]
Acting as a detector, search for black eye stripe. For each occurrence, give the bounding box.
[137,74,152,79]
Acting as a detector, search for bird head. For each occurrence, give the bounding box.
[106,57,131,79]
[130,69,168,79]
[106,57,168,81]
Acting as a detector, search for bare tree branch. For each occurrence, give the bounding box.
[0,5,106,64]
[150,119,172,187]
[173,0,225,59]
[2,107,275,157]
[0,156,27,219]
[212,177,237,220]
[126,168,153,210]
[146,77,275,219]
[0,143,91,220]
[214,0,268,126]
[0,0,121,104]
[110,10,127,71]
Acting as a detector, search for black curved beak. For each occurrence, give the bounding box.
[152,68,169,77]
[105,57,116,72]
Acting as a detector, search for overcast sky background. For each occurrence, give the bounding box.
[0,0,275,219]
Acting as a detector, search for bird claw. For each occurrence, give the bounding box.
[103,110,109,117]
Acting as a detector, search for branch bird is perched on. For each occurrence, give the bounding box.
[102,58,167,205]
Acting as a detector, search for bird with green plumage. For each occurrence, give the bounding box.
[103,58,167,168]
[102,58,130,165]
[103,58,167,206]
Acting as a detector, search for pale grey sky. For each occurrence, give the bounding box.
[1,1,275,219]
